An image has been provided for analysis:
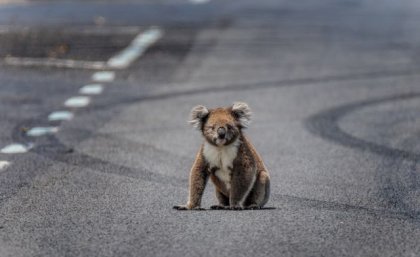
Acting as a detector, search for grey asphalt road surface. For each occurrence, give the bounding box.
[1,0,420,256]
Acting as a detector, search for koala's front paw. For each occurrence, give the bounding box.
[190,206,205,211]
[245,204,261,210]
[173,205,205,211]
[173,205,189,210]
[210,205,228,210]
[230,205,244,211]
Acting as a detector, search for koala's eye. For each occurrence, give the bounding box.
[226,124,233,130]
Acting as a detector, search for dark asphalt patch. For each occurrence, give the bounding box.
[0,28,137,61]
[0,2,219,27]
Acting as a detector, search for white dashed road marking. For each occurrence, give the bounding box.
[2,25,162,155]
[107,27,163,69]
[190,0,210,4]
[64,96,91,108]
[1,143,31,154]
[92,71,115,82]
[48,111,74,121]
[0,161,10,170]
[27,127,59,137]
[4,57,108,70]
[79,84,104,95]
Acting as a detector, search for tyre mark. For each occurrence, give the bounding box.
[87,68,420,112]
[6,112,420,222]
[305,92,420,217]
[273,193,420,221]
[4,26,420,220]
[305,93,420,162]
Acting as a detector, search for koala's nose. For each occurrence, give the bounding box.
[217,127,226,139]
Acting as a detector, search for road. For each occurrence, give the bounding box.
[0,0,420,256]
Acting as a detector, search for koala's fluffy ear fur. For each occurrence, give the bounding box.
[189,105,209,129]
[231,102,252,128]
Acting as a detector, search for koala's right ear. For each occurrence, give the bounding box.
[189,105,209,129]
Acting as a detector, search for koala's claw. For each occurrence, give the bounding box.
[192,207,206,211]
[173,205,205,211]
[245,204,261,210]
[210,205,228,210]
[230,205,244,211]
[173,205,188,210]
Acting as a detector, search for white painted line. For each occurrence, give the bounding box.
[64,96,91,108]
[92,71,115,82]
[0,161,10,170]
[107,27,163,69]
[4,57,108,70]
[48,111,74,121]
[27,127,59,137]
[79,84,104,95]
[0,143,31,154]
[3,27,161,70]
[190,0,210,4]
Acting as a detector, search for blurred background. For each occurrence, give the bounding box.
[0,0,420,256]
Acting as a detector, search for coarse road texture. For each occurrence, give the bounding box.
[1,0,420,256]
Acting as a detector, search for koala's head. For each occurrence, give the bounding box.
[189,102,251,146]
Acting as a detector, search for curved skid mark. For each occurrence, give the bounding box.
[274,194,420,221]
[11,117,420,220]
[33,139,186,187]
[7,65,420,220]
[80,68,420,113]
[305,92,420,217]
[49,148,186,187]
[10,119,186,187]
[305,93,420,161]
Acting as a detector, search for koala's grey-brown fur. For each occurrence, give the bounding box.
[173,102,270,210]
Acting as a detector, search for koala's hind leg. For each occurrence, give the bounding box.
[244,171,270,209]
[210,190,229,210]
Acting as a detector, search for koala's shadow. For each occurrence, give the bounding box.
[208,207,277,211]
[173,206,277,211]
[255,207,276,210]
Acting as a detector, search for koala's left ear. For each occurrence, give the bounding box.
[189,105,209,129]
[231,102,252,128]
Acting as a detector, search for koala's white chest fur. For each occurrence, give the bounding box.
[203,140,240,191]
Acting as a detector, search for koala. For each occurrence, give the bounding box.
[173,102,270,210]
